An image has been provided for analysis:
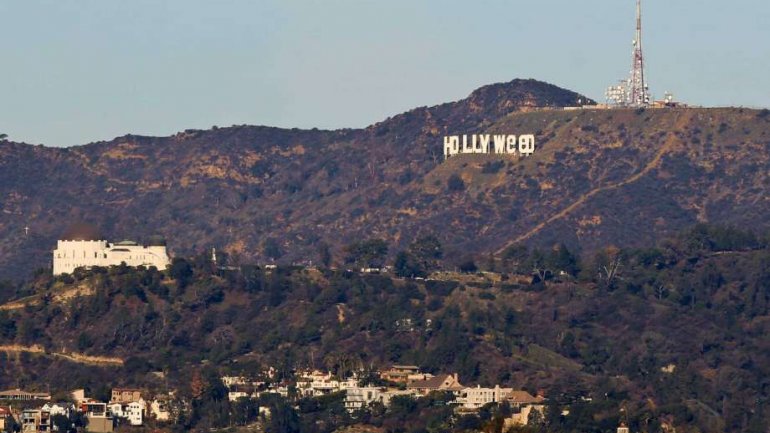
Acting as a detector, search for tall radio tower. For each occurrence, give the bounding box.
[629,0,650,106]
[606,0,651,107]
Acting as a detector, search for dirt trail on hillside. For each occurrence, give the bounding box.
[0,296,37,311]
[0,285,95,311]
[0,344,124,366]
[496,110,691,254]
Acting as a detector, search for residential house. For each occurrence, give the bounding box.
[407,374,464,396]
[0,389,51,401]
[504,404,545,429]
[344,387,420,412]
[81,403,113,433]
[110,389,141,404]
[379,366,433,384]
[41,402,76,418]
[459,385,513,410]
[108,400,144,426]
[124,401,144,426]
[344,387,383,412]
[504,390,544,408]
[221,376,264,402]
[21,409,51,433]
[0,407,11,432]
[149,398,170,422]
[70,390,88,405]
[296,370,359,398]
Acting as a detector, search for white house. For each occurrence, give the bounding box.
[344,387,419,412]
[41,402,75,418]
[296,370,359,398]
[125,401,144,426]
[108,400,144,426]
[52,224,169,276]
[458,385,513,410]
[344,386,383,412]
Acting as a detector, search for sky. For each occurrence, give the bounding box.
[0,0,768,147]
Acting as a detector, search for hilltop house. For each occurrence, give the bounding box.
[344,387,419,412]
[108,400,144,426]
[504,404,546,428]
[0,389,51,401]
[407,373,464,396]
[21,409,51,433]
[505,390,544,408]
[110,388,142,404]
[296,370,358,398]
[81,402,113,433]
[458,385,513,410]
[379,365,433,384]
[0,407,11,432]
[41,402,76,418]
[149,397,171,422]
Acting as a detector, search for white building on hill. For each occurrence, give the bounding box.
[52,224,170,276]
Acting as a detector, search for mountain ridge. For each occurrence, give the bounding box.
[2,79,770,280]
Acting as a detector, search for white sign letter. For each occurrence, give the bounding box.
[444,136,459,159]
[479,135,491,153]
[518,134,535,156]
[493,135,506,154]
[462,135,471,154]
[506,135,517,154]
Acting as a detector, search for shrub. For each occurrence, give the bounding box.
[478,292,496,300]
[447,174,465,192]
[481,160,505,174]
[459,260,478,273]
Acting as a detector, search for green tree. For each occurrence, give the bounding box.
[317,241,332,268]
[547,243,580,276]
[394,251,424,278]
[344,238,388,268]
[51,415,74,433]
[263,238,284,261]
[459,259,478,273]
[408,235,443,272]
[265,399,300,433]
[169,258,193,290]
[447,174,466,192]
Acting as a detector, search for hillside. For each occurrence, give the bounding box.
[1,225,770,432]
[1,78,770,281]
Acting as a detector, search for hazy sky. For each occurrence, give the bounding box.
[1,0,768,147]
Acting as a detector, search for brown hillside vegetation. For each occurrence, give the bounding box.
[1,79,769,280]
[2,224,770,432]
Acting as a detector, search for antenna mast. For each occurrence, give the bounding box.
[629,0,650,106]
[606,0,652,107]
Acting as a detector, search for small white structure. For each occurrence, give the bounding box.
[149,398,170,422]
[52,224,170,276]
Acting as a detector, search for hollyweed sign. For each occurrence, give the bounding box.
[443,134,535,160]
